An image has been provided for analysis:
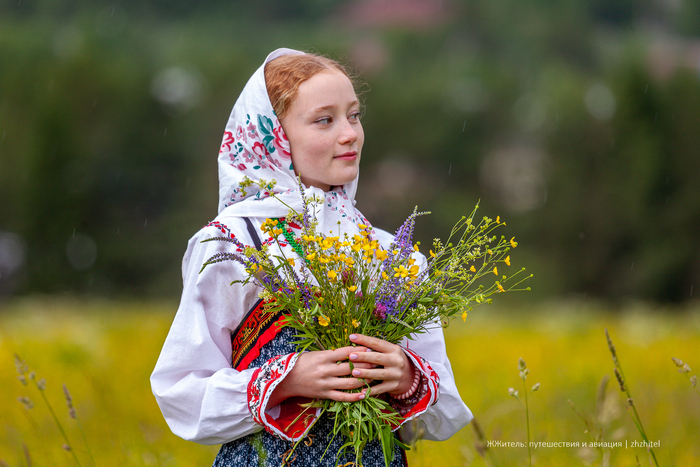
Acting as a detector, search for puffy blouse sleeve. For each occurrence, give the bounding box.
[150,216,263,444]
[399,324,473,440]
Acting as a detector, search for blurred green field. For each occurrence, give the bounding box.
[1,298,698,466]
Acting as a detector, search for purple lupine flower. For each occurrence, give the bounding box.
[388,210,420,264]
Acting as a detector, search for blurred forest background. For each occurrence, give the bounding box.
[2,0,700,305]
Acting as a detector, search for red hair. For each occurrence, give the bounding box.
[264,53,360,119]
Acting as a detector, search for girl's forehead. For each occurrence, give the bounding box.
[294,71,358,109]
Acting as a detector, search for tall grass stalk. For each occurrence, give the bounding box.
[509,358,539,467]
[14,355,83,467]
[604,330,659,467]
[471,417,498,467]
[63,384,96,466]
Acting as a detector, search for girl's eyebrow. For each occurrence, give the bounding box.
[311,100,359,113]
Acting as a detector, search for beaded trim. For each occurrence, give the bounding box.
[393,364,421,400]
[276,218,307,263]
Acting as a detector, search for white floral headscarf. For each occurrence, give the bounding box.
[217,48,368,234]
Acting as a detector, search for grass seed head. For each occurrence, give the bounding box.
[17,396,34,410]
[605,329,618,364]
[614,368,626,392]
[63,384,76,418]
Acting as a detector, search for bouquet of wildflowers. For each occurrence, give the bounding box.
[202,178,531,467]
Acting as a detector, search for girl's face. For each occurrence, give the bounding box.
[280,70,364,192]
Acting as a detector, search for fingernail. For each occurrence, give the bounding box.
[352,369,361,376]
[349,334,357,340]
[358,394,365,400]
[366,348,372,352]
[349,353,358,360]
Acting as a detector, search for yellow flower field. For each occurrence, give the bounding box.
[1,297,698,466]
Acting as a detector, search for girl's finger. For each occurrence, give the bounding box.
[348,334,393,352]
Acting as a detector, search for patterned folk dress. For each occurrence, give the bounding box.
[212,326,408,467]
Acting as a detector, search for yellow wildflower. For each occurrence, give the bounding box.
[429,250,436,258]
[287,258,295,266]
[461,311,468,322]
[409,265,420,276]
[352,319,360,328]
[375,249,388,261]
[505,256,511,266]
[510,237,518,248]
[357,224,367,229]
[470,265,476,273]
[488,249,493,255]
[496,216,500,223]
[394,265,410,278]
[497,283,505,292]
[494,266,498,276]
[261,219,278,233]
[327,270,338,281]
[381,271,389,280]
[348,285,357,292]
[318,315,330,326]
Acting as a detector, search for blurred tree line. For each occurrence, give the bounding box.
[1,0,699,304]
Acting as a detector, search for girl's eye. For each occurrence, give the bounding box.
[316,117,332,125]
[349,111,361,122]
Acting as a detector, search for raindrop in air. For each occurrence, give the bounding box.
[95,5,128,37]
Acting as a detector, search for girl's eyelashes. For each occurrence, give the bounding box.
[314,111,361,125]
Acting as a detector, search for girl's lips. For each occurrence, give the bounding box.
[335,151,357,160]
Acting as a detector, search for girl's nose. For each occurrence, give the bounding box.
[339,118,359,145]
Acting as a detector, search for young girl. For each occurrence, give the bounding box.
[151,48,472,467]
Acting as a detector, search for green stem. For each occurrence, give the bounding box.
[523,379,532,467]
[75,417,96,466]
[38,390,82,466]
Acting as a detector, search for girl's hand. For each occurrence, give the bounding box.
[267,346,373,406]
[347,334,415,397]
